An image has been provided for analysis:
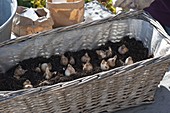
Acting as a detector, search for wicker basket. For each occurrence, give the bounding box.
[0,11,170,113]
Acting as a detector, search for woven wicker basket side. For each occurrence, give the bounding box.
[0,56,169,113]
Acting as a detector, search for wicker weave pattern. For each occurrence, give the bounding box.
[0,57,169,113]
[0,11,169,112]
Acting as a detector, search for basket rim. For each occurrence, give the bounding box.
[0,10,144,47]
[1,10,169,47]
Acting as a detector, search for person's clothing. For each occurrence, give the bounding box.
[114,0,170,35]
[144,0,170,27]
[164,26,170,36]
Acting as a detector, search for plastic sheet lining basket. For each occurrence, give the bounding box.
[0,11,170,113]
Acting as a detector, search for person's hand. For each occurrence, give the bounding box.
[114,0,155,10]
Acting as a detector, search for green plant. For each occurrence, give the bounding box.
[84,0,116,14]
[17,0,32,7]
[98,0,116,14]
[30,0,46,8]
[17,0,46,8]
[85,0,92,3]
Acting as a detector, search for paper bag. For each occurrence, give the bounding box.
[46,0,84,28]
[12,6,54,36]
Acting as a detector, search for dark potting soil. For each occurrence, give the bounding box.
[0,36,153,91]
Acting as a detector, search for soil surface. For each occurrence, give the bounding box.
[0,36,153,91]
